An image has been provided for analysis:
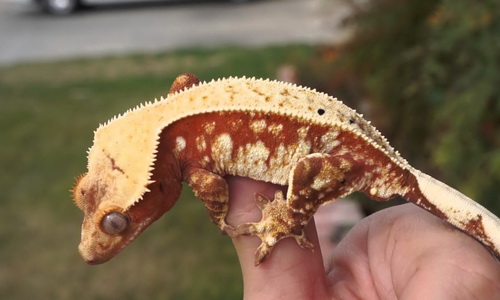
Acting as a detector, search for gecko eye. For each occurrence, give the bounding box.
[101,212,129,235]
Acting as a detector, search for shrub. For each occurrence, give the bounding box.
[302,0,500,214]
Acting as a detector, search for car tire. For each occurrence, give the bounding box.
[40,0,79,15]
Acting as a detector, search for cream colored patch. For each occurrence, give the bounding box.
[211,134,234,172]
[319,130,340,153]
[264,236,277,246]
[250,120,267,134]
[232,141,270,178]
[196,136,207,152]
[199,155,211,168]
[175,136,186,153]
[230,119,244,131]
[203,122,216,135]
[268,139,313,184]
[268,144,292,183]
[311,171,332,191]
[268,123,283,136]
[310,154,346,191]
[297,126,309,139]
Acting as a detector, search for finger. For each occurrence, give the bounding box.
[386,204,500,299]
[225,176,330,300]
[326,203,500,299]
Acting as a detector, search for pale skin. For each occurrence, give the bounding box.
[226,176,500,300]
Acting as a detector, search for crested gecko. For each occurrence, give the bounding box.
[73,73,500,266]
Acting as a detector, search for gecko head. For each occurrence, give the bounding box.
[72,172,180,265]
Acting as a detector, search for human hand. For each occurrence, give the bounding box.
[226,176,500,299]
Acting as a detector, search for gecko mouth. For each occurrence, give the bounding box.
[79,217,152,265]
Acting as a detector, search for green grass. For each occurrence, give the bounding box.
[0,45,314,299]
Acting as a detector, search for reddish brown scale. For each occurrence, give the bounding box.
[159,111,454,236]
[168,73,200,95]
[403,173,448,220]
[97,242,111,251]
[162,112,416,211]
[74,181,103,214]
[135,127,183,218]
[161,111,334,173]
[334,131,409,199]
[334,131,450,220]
[462,215,495,250]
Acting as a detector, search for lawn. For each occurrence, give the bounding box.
[0,45,314,299]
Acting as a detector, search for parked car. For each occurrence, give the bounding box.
[35,0,80,15]
[34,0,250,15]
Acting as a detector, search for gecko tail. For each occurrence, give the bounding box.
[410,169,500,260]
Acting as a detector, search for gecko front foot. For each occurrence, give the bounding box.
[220,223,236,237]
[235,190,314,265]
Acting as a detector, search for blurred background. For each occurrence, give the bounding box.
[1,0,499,298]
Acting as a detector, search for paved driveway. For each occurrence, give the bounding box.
[0,0,350,66]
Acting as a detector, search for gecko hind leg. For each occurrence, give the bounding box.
[236,153,362,265]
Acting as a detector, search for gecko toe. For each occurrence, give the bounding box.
[235,223,258,236]
[254,190,285,209]
[295,233,314,250]
[221,223,237,237]
[254,193,271,209]
[254,243,271,266]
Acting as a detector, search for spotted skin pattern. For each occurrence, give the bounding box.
[73,74,500,266]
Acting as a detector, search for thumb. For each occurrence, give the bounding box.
[225,176,330,300]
